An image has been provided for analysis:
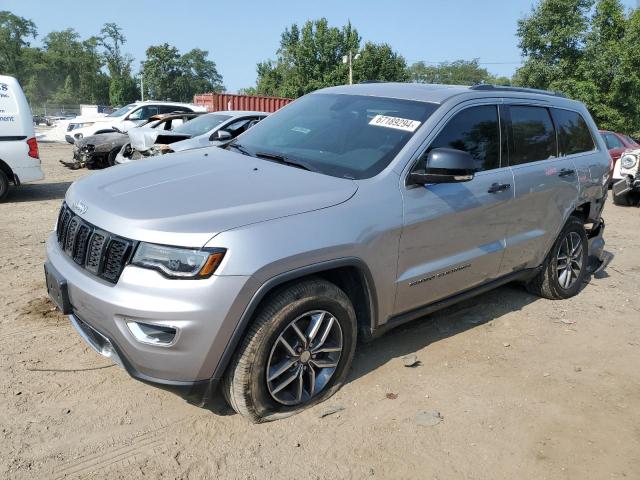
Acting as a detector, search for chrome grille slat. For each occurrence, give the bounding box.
[56,203,134,283]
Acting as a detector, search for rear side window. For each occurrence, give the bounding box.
[551,109,594,156]
[509,106,557,165]
[426,105,500,171]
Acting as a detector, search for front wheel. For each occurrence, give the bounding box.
[527,216,588,300]
[223,278,357,423]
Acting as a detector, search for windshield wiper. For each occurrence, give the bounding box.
[255,151,315,172]
[226,142,252,156]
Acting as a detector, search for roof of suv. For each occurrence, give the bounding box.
[317,82,579,107]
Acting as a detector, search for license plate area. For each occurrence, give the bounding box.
[44,262,72,315]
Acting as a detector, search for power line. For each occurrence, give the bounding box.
[408,60,523,65]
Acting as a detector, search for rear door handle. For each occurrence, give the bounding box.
[487,182,511,194]
[559,168,576,177]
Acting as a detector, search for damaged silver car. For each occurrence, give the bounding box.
[63,112,204,169]
[115,111,267,164]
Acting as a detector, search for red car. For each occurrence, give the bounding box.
[600,130,640,167]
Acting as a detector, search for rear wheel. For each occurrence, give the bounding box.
[0,170,10,202]
[107,148,120,167]
[223,278,357,423]
[527,216,588,300]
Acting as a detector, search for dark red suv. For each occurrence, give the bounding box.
[600,130,639,168]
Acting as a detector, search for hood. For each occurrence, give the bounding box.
[78,131,127,148]
[70,115,112,124]
[170,134,217,152]
[65,147,357,247]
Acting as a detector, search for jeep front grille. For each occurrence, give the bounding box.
[56,203,135,283]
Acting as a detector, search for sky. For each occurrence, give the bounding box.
[2,0,639,93]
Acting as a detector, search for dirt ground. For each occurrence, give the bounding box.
[1,143,639,480]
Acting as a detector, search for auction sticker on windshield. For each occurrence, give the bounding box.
[369,115,421,132]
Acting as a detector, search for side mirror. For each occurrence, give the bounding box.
[212,129,232,141]
[409,148,476,185]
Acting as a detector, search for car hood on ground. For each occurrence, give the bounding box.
[77,131,127,150]
[65,147,358,247]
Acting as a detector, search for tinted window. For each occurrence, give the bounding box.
[603,133,623,149]
[159,105,191,114]
[172,113,231,136]
[426,105,500,171]
[232,94,439,179]
[509,106,557,165]
[552,109,595,156]
[622,135,639,147]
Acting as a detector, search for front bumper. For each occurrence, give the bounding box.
[45,233,251,386]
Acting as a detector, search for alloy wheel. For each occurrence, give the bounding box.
[555,231,584,289]
[266,310,343,406]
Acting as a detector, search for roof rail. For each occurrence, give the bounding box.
[469,84,566,98]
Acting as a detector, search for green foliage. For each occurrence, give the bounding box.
[1,13,224,107]
[254,18,407,98]
[0,10,37,78]
[516,0,640,134]
[407,59,506,86]
[99,23,138,105]
[142,44,223,102]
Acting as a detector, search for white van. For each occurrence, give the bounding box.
[0,75,44,201]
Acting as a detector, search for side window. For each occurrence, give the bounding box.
[128,106,159,121]
[551,108,595,156]
[425,105,500,172]
[604,133,623,149]
[509,106,557,165]
[159,105,190,114]
[223,118,253,137]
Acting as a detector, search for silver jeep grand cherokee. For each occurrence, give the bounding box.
[45,83,608,422]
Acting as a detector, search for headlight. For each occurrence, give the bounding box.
[131,243,225,279]
[620,154,638,170]
[70,122,95,130]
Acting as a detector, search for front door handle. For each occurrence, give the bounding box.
[487,182,511,194]
[559,168,576,177]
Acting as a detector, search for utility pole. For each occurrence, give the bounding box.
[140,72,144,102]
[342,51,360,85]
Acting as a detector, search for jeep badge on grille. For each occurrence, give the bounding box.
[72,201,88,215]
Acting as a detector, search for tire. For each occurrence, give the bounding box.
[107,148,120,167]
[223,278,357,423]
[526,216,588,300]
[612,189,635,206]
[0,170,10,202]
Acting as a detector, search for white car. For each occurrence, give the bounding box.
[115,111,267,164]
[64,101,206,144]
[0,75,44,202]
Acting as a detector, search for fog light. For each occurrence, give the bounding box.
[127,321,177,346]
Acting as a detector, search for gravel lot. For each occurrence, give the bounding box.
[1,143,639,479]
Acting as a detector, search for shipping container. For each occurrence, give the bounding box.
[194,93,293,113]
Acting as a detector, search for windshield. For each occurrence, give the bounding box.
[230,93,438,179]
[172,113,231,137]
[107,104,137,117]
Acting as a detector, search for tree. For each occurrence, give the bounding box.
[141,44,224,102]
[407,59,501,85]
[0,11,37,79]
[254,18,362,98]
[515,0,594,89]
[353,42,409,83]
[99,23,137,105]
[515,0,640,135]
